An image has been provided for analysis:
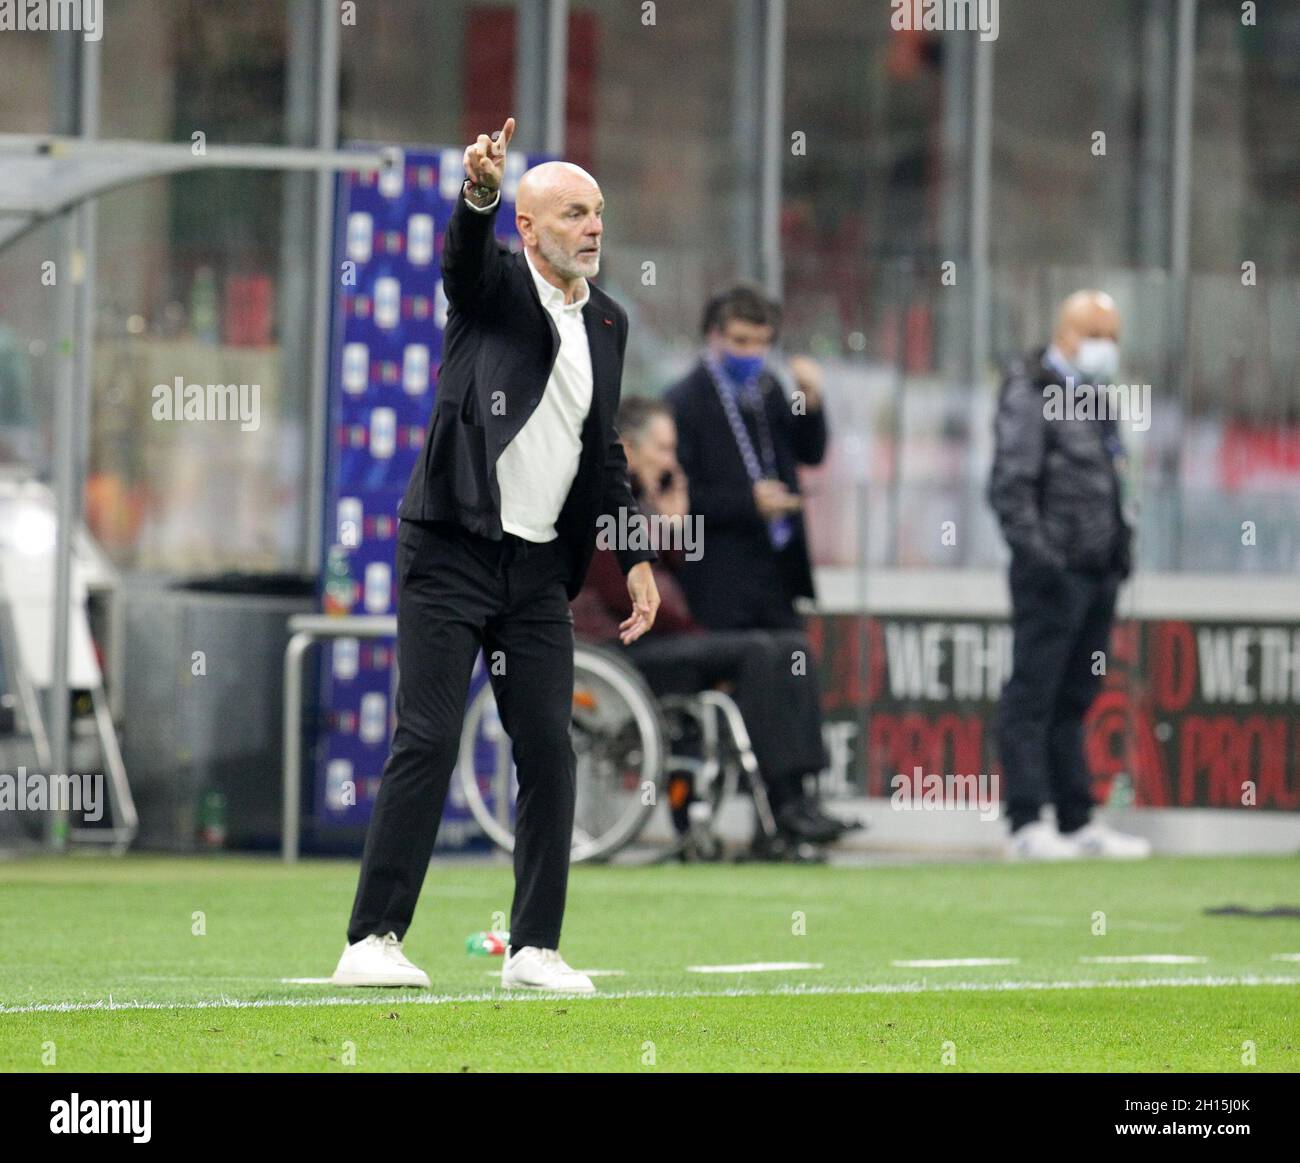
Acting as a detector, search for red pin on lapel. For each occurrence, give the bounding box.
[603,317,614,326]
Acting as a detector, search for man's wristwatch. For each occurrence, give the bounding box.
[464,179,498,206]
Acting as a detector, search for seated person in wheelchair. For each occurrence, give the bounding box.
[571,396,857,849]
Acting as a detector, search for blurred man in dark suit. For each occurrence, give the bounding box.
[665,285,827,632]
[989,289,1150,862]
[664,286,844,840]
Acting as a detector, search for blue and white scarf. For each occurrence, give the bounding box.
[704,352,793,550]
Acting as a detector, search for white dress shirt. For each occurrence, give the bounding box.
[497,248,594,541]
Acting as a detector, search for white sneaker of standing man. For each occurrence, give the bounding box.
[501,946,596,993]
[331,931,431,988]
[1067,821,1153,859]
[1003,819,1083,862]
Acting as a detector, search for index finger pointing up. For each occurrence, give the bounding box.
[492,117,516,156]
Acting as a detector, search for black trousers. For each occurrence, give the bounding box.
[625,629,829,808]
[345,518,576,950]
[998,557,1121,833]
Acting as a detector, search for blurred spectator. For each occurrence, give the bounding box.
[989,289,1150,862]
[665,284,828,631]
[572,397,856,854]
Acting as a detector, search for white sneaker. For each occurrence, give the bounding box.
[1004,820,1082,862]
[331,931,431,988]
[1069,822,1153,860]
[501,946,595,993]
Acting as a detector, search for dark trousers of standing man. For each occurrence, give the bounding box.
[999,556,1120,834]
[345,517,576,949]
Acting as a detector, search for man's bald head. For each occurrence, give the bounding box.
[516,161,600,216]
[516,162,605,296]
[1053,290,1121,363]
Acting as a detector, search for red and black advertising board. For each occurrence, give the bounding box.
[807,613,1300,810]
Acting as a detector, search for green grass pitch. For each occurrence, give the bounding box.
[0,853,1297,1072]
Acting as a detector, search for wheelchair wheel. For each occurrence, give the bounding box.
[456,642,667,862]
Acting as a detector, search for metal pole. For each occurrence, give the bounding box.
[305,0,341,577]
[73,36,101,561]
[49,209,77,851]
[887,273,907,564]
[966,36,994,567]
[1137,0,1172,271]
[544,0,569,157]
[1168,0,1196,570]
[280,0,320,573]
[0,135,390,169]
[759,0,785,299]
[47,30,101,851]
[66,24,102,847]
[516,0,543,148]
[282,631,313,863]
[732,1,761,283]
[1170,1,1195,295]
[969,40,992,405]
[516,0,569,157]
[938,33,971,376]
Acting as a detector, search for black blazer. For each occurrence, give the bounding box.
[666,361,828,628]
[398,192,654,599]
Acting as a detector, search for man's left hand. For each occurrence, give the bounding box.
[620,562,660,645]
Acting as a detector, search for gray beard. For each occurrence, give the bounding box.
[538,233,599,280]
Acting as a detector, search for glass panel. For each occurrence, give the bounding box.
[84,173,296,572]
[0,27,52,133]
[339,0,512,147]
[570,0,739,393]
[84,1,293,572]
[100,0,289,144]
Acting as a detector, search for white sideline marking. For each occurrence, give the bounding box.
[686,962,824,974]
[892,958,1019,968]
[4,976,1299,1017]
[1080,955,1207,965]
[1270,954,1300,962]
[281,978,334,984]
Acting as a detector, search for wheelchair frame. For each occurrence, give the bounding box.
[456,641,778,862]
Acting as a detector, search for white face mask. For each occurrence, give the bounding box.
[1073,338,1120,383]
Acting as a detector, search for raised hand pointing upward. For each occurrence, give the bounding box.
[464,116,515,206]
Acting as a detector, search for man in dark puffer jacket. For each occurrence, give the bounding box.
[989,289,1151,862]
